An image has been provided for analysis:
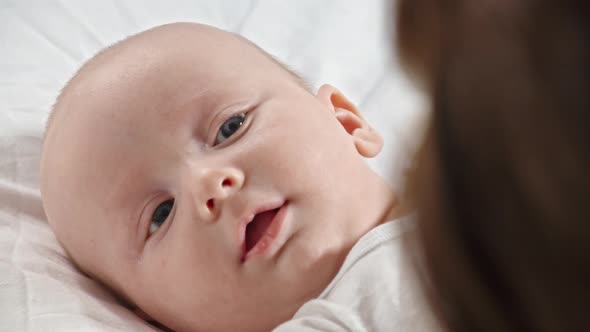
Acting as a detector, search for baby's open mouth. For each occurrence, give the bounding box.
[244,207,279,256]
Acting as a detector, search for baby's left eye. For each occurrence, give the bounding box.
[149,199,174,236]
[214,113,245,146]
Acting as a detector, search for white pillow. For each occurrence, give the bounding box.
[0,1,426,330]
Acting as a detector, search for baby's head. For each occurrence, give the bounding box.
[40,23,395,331]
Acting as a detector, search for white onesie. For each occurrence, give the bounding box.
[274,217,438,332]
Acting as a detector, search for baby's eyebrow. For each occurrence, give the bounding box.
[106,170,155,254]
[110,196,146,255]
[131,199,147,249]
[171,89,220,137]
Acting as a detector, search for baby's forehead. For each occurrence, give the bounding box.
[50,24,308,134]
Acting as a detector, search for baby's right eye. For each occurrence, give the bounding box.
[150,199,174,235]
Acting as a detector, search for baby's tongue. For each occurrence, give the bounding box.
[245,210,276,253]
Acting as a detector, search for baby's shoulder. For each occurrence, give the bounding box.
[321,218,415,299]
[274,219,436,332]
[323,223,407,304]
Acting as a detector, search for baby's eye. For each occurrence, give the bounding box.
[150,199,174,235]
[214,113,245,146]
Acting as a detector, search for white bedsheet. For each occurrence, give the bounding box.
[0,1,426,331]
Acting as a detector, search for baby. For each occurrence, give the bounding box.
[40,23,427,331]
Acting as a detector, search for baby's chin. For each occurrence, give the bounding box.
[155,310,290,332]
[131,286,305,332]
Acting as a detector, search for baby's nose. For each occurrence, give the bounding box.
[194,167,244,222]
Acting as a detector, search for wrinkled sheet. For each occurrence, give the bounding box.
[0,0,426,330]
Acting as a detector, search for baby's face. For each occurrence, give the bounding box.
[41,23,393,331]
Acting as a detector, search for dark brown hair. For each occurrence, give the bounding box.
[395,1,590,331]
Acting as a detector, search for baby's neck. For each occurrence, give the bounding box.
[383,194,410,223]
[342,174,401,251]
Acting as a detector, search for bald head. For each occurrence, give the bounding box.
[40,22,311,293]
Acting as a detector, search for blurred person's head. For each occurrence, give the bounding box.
[396,1,590,331]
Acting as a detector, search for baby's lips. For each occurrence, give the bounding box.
[242,201,289,262]
[265,207,284,238]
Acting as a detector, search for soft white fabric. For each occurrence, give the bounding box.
[1,1,426,331]
[274,218,438,332]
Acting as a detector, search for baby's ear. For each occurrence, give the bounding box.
[316,84,383,158]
